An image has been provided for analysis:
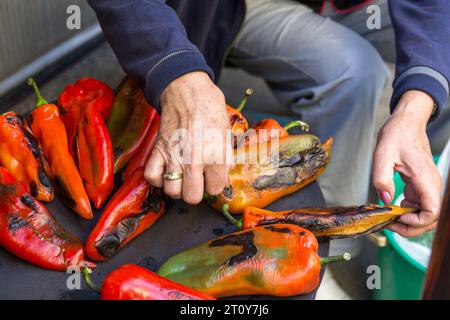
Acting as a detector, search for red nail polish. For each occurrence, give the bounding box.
[381,191,392,204]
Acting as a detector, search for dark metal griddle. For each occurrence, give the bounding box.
[0,178,328,300]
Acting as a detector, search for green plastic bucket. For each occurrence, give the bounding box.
[373,230,426,300]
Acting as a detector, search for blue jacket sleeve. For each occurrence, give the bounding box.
[389,1,450,120]
[87,0,214,109]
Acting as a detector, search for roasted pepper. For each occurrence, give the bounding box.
[85,168,171,261]
[106,77,156,173]
[227,88,252,137]
[58,79,115,209]
[234,205,419,239]
[237,118,310,148]
[158,224,350,297]
[58,77,114,156]
[0,112,53,201]
[122,113,160,181]
[82,264,215,300]
[27,78,92,219]
[0,166,94,271]
[207,134,333,214]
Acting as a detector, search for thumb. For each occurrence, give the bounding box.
[372,149,396,205]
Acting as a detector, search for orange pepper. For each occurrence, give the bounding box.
[0,112,53,201]
[207,134,333,215]
[158,224,350,297]
[238,205,418,239]
[27,78,92,219]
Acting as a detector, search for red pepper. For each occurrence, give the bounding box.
[28,78,93,219]
[0,166,94,271]
[122,113,160,181]
[0,112,53,201]
[85,168,171,261]
[82,264,215,300]
[58,78,115,209]
[58,77,114,155]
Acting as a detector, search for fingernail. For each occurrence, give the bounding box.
[380,191,392,205]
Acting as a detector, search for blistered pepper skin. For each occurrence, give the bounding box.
[242,205,419,239]
[0,112,53,201]
[158,224,322,298]
[85,168,170,261]
[0,167,94,271]
[208,135,333,214]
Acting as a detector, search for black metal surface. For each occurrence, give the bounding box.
[0,181,328,300]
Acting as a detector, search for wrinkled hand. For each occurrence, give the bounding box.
[145,71,231,204]
[372,90,442,237]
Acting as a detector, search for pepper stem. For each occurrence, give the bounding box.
[203,193,217,204]
[221,204,243,229]
[320,252,351,266]
[27,78,48,108]
[236,88,253,112]
[81,267,100,293]
[283,120,310,132]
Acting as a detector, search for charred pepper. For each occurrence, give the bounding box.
[27,78,92,219]
[122,113,160,181]
[0,166,94,271]
[106,77,156,173]
[238,118,310,148]
[58,78,115,209]
[207,134,333,214]
[0,112,53,201]
[82,264,215,300]
[158,224,350,297]
[85,168,171,261]
[232,204,418,239]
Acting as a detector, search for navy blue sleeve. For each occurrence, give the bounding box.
[389,0,450,120]
[87,0,214,109]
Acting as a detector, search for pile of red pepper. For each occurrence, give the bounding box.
[0,78,361,300]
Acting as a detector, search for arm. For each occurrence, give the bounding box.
[88,0,214,108]
[389,0,450,118]
[89,0,230,204]
[373,1,449,237]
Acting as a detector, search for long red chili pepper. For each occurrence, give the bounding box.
[85,168,171,261]
[27,78,93,219]
[122,113,160,181]
[58,78,114,209]
[82,264,215,300]
[0,166,95,271]
[0,112,53,201]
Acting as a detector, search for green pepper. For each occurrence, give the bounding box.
[106,77,157,173]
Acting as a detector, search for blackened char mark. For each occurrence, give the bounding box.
[8,215,29,233]
[113,146,123,160]
[22,124,41,159]
[54,175,77,209]
[29,181,38,197]
[38,165,52,189]
[258,205,395,232]
[20,194,38,211]
[264,225,292,233]
[209,231,257,266]
[96,213,146,258]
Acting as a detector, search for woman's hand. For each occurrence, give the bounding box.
[145,71,231,205]
[372,90,442,237]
